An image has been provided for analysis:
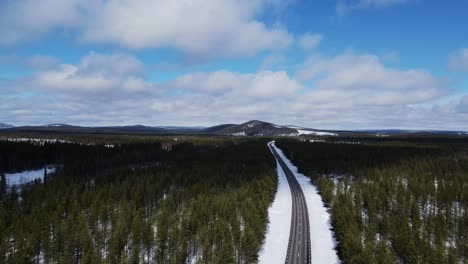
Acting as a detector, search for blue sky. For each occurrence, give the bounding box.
[1,0,467,130]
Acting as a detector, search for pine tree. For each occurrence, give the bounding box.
[43,168,48,183]
[0,171,6,200]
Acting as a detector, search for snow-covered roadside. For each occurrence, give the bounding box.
[258,145,292,264]
[271,142,340,264]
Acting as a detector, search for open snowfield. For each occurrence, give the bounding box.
[258,160,292,264]
[270,142,340,264]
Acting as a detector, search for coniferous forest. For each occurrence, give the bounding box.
[0,136,276,263]
[276,138,467,264]
[1,134,467,264]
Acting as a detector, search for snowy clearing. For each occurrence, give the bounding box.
[271,142,340,264]
[296,129,338,136]
[258,159,292,264]
[0,137,115,148]
[5,167,55,187]
[230,132,246,136]
[0,137,72,145]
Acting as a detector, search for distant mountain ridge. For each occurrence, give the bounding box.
[1,121,467,137]
[0,123,14,129]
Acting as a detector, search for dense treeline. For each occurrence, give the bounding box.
[276,139,467,263]
[0,137,276,263]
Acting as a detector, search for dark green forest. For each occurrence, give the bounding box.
[0,137,276,263]
[2,134,467,264]
[276,138,467,264]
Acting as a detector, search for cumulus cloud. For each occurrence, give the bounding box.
[16,52,153,96]
[169,70,302,97]
[297,51,447,105]
[0,0,292,58]
[0,0,84,45]
[456,96,468,113]
[0,52,160,125]
[2,51,466,130]
[84,0,292,57]
[448,48,468,72]
[298,34,322,50]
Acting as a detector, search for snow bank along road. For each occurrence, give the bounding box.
[268,142,311,264]
[258,158,291,264]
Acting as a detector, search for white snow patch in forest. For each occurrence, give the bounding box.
[1,137,116,148]
[231,132,246,136]
[309,139,326,143]
[1,137,72,144]
[296,129,337,136]
[271,142,340,264]
[5,167,55,187]
[258,155,292,264]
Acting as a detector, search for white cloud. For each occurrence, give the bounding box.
[297,51,446,105]
[247,71,302,97]
[0,0,84,45]
[448,48,468,72]
[83,0,292,57]
[2,51,467,130]
[298,34,322,50]
[19,52,152,95]
[169,70,302,97]
[380,51,399,64]
[35,64,116,92]
[336,0,408,16]
[357,0,407,8]
[77,52,144,77]
[170,71,248,93]
[260,54,287,70]
[456,96,468,113]
[0,0,292,58]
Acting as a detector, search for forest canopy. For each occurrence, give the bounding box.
[0,136,277,264]
[276,138,467,264]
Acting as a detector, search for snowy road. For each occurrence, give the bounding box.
[269,142,311,264]
[261,142,340,264]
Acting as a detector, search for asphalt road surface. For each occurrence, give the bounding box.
[268,142,311,264]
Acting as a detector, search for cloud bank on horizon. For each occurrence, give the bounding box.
[0,0,467,130]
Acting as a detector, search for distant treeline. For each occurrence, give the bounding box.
[276,139,467,264]
[0,137,276,263]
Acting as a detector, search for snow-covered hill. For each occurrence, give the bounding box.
[0,123,14,129]
[206,120,338,137]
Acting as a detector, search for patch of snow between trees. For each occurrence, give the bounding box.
[0,137,116,147]
[4,166,56,193]
[230,132,246,136]
[258,159,292,264]
[296,129,338,136]
[270,142,340,264]
[5,167,55,187]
